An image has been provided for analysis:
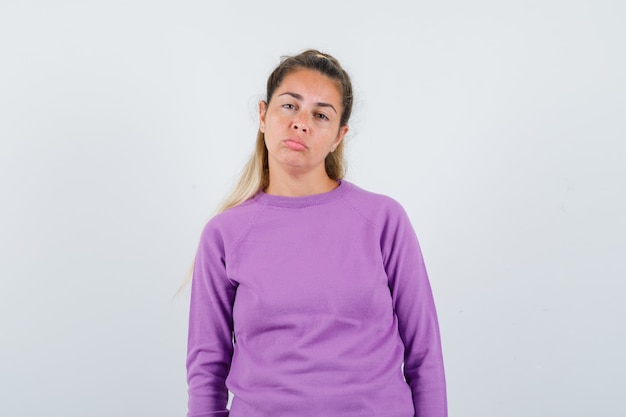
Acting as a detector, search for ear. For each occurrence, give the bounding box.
[258,101,268,133]
[332,125,349,150]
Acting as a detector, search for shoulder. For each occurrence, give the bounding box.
[341,181,409,224]
[342,183,423,263]
[198,197,264,250]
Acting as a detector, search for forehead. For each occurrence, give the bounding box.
[276,68,343,103]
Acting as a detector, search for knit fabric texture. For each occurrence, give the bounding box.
[187,181,447,417]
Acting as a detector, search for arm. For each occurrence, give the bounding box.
[187,222,236,417]
[382,203,448,417]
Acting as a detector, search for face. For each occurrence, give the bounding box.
[259,68,348,179]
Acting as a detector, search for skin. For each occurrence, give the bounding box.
[259,68,349,197]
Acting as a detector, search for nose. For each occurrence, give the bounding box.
[292,114,308,133]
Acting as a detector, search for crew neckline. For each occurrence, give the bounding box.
[254,180,352,208]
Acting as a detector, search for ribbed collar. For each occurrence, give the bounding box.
[253,180,352,208]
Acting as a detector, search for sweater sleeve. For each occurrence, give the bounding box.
[186,221,237,417]
[381,202,448,417]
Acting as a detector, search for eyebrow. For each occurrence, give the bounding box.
[278,92,338,114]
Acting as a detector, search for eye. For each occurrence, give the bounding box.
[282,103,296,110]
[315,113,329,121]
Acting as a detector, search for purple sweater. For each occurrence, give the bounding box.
[187,181,447,417]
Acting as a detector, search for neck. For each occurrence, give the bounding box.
[266,168,339,197]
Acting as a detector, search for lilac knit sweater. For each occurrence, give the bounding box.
[187,181,447,417]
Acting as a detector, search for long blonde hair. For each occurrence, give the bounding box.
[178,49,354,293]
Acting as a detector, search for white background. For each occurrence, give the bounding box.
[1,1,624,416]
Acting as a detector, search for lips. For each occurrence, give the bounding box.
[283,138,307,151]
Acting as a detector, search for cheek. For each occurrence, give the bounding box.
[265,114,286,132]
[263,129,281,151]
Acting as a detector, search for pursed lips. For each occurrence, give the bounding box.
[283,138,308,151]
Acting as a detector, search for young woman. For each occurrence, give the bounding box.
[186,49,447,417]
